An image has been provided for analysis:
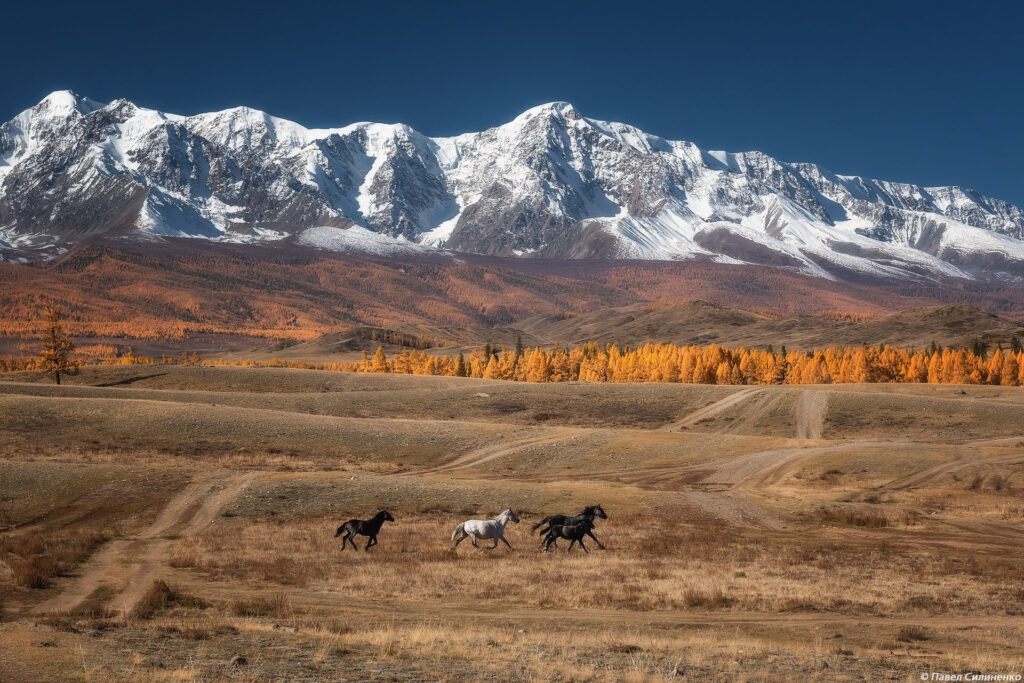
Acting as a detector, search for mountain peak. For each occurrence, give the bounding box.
[1,92,1023,283]
[517,101,580,120]
[35,90,103,117]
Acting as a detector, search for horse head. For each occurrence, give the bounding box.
[585,504,608,520]
[501,508,520,524]
[379,510,395,522]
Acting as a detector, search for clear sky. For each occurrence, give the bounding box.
[4,0,1023,205]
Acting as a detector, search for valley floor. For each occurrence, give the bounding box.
[1,366,1023,681]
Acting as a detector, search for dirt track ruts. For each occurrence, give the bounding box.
[660,388,762,432]
[36,471,256,616]
[412,427,579,475]
[795,390,827,439]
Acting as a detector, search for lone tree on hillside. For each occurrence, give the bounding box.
[38,302,78,385]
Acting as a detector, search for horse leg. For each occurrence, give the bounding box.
[342,532,356,551]
[587,530,605,550]
[500,534,512,550]
[453,530,467,548]
[471,534,481,550]
[579,538,589,553]
[365,535,377,552]
[489,537,499,549]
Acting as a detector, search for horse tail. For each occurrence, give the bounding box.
[532,516,552,533]
[451,522,464,541]
[334,522,349,538]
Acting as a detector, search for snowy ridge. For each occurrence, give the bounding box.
[296,225,442,257]
[1,90,1023,282]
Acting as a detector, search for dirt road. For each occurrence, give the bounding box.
[36,471,256,616]
[795,390,827,439]
[413,427,580,475]
[660,388,763,432]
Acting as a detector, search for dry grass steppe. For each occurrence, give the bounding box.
[1,365,1023,680]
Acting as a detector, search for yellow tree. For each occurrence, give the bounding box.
[525,349,552,382]
[38,302,79,385]
[482,354,501,380]
[905,352,928,383]
[371,346,389,373]
[986,349,1003,385]
[926,352,943,383]
[1000,351,1019,386]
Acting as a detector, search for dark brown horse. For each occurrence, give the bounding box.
[335,510,395,551]
[543,518,596,553]
[533,504,608,549]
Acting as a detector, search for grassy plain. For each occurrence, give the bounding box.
[1,365,1023,680]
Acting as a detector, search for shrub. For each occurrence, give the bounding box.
[815,507,889,528]
[131,579,208,619]
[231,592,290,618]
[897,626,930,642]
[682,588,732,609]
[1,529,110,589]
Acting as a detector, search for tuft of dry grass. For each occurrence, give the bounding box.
[131,579,209,619]
[1,529,111,589]
[231,592,292,618]
[682,588,733,609]
[896,625,931,642]
[815,506,890,528]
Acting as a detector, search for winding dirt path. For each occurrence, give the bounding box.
[413,427,579,475]
[108,472,256,615]
[660,388,762,432]
[795,390,827,439]
[877,451,1024,493]
[35,471,256,616]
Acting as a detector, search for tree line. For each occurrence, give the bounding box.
[344,340,1024,386]
[5,302,1024,387]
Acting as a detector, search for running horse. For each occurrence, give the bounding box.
[532,504,608,549]
[335,510,395,551]
[542,518,596,553]
[451,509,520,550]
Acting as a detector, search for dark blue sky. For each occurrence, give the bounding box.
[5,0,1023,204]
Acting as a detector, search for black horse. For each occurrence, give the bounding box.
[334,510,395,551]
[543,518,595,552]
[532,504,608,549]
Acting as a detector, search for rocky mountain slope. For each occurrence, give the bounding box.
[516,301,1024,350]
[3,91,1023,282]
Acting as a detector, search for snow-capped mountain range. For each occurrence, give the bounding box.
[2,90,1023,281]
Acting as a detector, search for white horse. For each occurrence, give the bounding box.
[451,508,520,550]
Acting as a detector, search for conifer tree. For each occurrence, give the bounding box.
[38,302,78,385]
[371,346,389,373]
